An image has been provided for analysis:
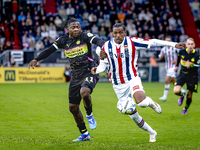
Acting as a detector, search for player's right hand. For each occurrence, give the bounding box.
[28,60,37,69]
[91,67,97,75]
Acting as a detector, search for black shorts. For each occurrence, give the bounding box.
[175,73,198,92]
[68,72,99,105]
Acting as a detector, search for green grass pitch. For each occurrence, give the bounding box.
[0,82,200,150]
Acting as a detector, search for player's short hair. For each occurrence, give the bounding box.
[64,18,80,28]
[112,23,126,31]
[165,36,172,40]
[187,38,195,43]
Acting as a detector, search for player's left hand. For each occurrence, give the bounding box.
[99,51,107,59]
[175,42,186,49]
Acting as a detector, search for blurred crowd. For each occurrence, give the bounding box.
[189,0,200,35]
[0,0,193,54]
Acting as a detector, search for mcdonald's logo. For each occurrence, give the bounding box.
[5,70,15,81]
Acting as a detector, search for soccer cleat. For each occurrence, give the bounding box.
[149,131,157,142]
[159,96,167,101]
[150,101,162,114]
[178,92,186,106]
[181,108,188,115]
[73,132,91,141]
[86,113,97,130]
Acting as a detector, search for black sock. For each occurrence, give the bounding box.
[77,122,87,134]
[185,98,192,109]
[84,104,92,116]
[175,91,183,96]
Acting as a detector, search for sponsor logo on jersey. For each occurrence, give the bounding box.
[63,44,88,58]
[191,58,195,62]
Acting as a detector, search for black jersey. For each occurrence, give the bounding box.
[177,48,200,76]
[53,32,104,76]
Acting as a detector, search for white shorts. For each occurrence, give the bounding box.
[113,76,145,102]
[166,68,176,78]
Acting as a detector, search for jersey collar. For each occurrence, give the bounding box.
[186,48,195,53]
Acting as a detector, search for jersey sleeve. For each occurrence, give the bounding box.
[130,37,151,49]
[194,54,200,67]
[95,59,109,74]
[83,32,104,47]
[130,37,177,49]
[176,49,182,67]
[52,37,63,50]
[149,39,177,48]
[159,47,165,57]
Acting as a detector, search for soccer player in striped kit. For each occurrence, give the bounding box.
[92,23,186,142]
[159,36,186,101]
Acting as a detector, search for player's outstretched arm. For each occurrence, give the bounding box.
[28,45,57,69]
[150,39,186,48]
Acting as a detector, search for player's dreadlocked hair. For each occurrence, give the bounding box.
[112,23,126,31]
[63,18,80,28]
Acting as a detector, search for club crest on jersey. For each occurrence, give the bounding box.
[191,58,195,62]
[182,55,184,59]
[87,33,93,37]
[124,45,128,49]
[76,40,80,45]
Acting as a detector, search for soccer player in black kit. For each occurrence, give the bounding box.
[29,18,104,141]
[174,38,200,115]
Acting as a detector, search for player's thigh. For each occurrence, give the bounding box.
[174,73,186,87]
[167,68,176,78]
[68,76,83,105]
[82,73,99,94]
[186,76,198,92]
[165,76,171,84]
[130,76,145,97]
[113,84,136,107]
[113,82,131,101]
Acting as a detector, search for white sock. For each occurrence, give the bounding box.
[163,84,170,97]
[181,88,186,93]
[83,131,89,135]
[86,113,93,117]
[129,112,155,134]
[137,97,153,108]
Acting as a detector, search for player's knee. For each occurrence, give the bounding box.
[69,104,79,114]
[80,87,91,100]
[187,92,192,99]
[174,87,180,94]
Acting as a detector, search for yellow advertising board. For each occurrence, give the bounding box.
[0,67,66,83]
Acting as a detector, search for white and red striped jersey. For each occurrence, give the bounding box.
[159,46,177,70]
[96,37,177,85]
